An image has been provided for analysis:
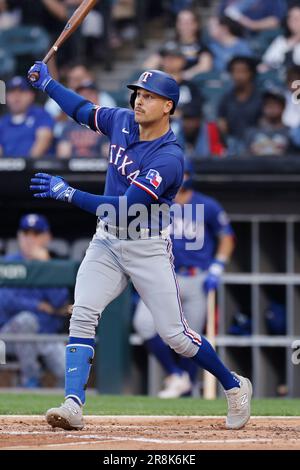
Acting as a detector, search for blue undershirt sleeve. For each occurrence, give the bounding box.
[72,183,154,216]
[45,80,94,127]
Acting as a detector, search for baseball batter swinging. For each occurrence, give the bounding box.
[27,61,252,431]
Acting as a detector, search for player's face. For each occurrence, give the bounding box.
[176,10,198,40]
[263,98,285,121]
[134,89,173,124]
[162,55,186,75]
[78,88,98,104]
[18,230,50,257]
[287,7,300,35]
[67,66,93,90]
[7,89,34,115]
[231,63,253,87]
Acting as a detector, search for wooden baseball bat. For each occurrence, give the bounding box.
[29,0,98,82]
[203,290,217,399]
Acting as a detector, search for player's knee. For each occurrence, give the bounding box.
[161,331,199,358]
[70,307,100,338]
[12,311,39,334]
[133,311,156,340]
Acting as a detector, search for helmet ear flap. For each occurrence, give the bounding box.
[130,91,137,110]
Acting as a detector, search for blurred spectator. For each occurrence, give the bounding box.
[110,0,137,48]
[160,42,203,115]
[219,0,286,33]
[181,104,225,158]
[283,65,300,128]
[46,62,116,117]
[144,8,213,79]
[0,0,20,30]
[262,4,300,71]
[0,76,54,158]
[0,214,70,387]
[45,62,116,139]
[168,0,195,16]
[207,16,253,72]
[245,88,292,156]
[57,80,110,158]
[218,56,263,154]
[8,0,82,65]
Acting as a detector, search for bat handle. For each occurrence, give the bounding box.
[28,71,40,83]
[28,47,57,83]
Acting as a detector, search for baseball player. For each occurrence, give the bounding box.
[27,61,252,431]
[134,162,235,398]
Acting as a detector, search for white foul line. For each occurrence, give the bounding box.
[0,415,299,420]
[1,436,278,450]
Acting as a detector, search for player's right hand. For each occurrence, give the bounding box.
[27,61,52,91]
[30,173,76,202]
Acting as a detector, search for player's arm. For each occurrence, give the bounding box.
[203,206,235,293]
[214,232,235,267]
[0,288,41,315]
[42,0,69,21]
[30,127,53,158]
[56,140,72,159]
[27,62,99,130]
[29,173,154,215]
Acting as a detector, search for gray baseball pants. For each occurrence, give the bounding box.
[70,226,201,358]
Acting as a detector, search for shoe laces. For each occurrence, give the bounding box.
[226,390,239,411]
[62,401,79,415]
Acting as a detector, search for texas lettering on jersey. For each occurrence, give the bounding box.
[90,106,184,207]
[109,144,140,183]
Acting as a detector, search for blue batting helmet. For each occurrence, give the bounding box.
[127,70,180,115]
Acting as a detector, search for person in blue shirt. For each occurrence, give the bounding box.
[207,16,254,72]
[56,80,110,159]
[134,162,235,397]
[218,0,286,32]
[27,61,252,431]
[0,214,70,387]
[0,76,54,158]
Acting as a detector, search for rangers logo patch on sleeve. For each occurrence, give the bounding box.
[146,169,162,189]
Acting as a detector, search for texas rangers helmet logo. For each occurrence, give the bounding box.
[146,169,162,188]
[142,72,153,83]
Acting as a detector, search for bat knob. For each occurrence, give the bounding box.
[28,72,40,83]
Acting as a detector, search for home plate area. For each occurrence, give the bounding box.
[0,416,300,450]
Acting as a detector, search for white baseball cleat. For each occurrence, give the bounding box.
[46,398,84,430]
[224,372,252,430]
[158,372,192,398]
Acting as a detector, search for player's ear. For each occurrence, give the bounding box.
[164,99,173,115]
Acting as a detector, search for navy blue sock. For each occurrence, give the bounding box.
[192,337,240,390]
[69,336,95,348]
[178,357,198,383]
[145,335,183,376]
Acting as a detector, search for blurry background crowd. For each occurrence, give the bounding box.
[1,0,300,160]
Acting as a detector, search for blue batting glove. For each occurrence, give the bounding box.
[203,259,225,294]
[27,61,52,91]
[30,173,76,202]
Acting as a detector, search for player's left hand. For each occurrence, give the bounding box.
[27,61,52,91]
[203,259,225,293]
[30,173,75,202]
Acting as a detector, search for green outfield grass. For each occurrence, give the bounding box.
[0,393,299,416]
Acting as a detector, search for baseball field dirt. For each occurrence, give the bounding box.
[0,415,300,450]
[0,394,299,450]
